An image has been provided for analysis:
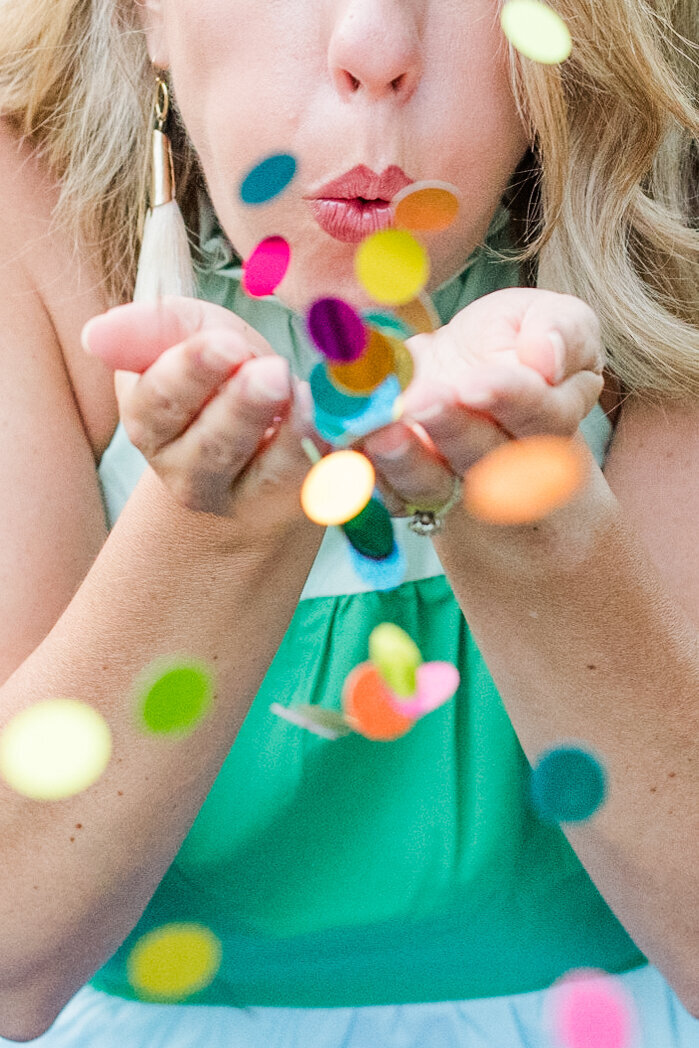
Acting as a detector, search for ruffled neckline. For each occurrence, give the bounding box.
[193,190,516,322]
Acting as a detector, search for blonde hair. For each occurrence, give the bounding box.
[0,0,697,398]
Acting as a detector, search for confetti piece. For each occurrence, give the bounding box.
[368,622,423,698]
[390,338,415,391]
[531,745,607,822]
[0,699,112,801]
[312,404,351,444]
[342,662,415,741]
[346,535,406,590]
[301,450,375,525]
[239,153,297,205]
[392,181,461,233]
[127,923,222,1002]
[328,327,396,395]
[137,661,213,736]
[547,970,635,1048]
[316,374,403,448]
[242,236,291,297]
[307,297,368,363]
[310,363,370,419]
[394,292,440,334]
[363,312,413,340]
[270,703,353,740]
[386,661,460,718]
[355,229,430,306]
[301,436,323,464]
[342,495,395,560]
[463,435,588,524]
[501,0,573,65]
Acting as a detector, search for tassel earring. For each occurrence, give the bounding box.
[133,73,197,303]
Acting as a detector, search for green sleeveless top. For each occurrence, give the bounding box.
[89,203,645,1007]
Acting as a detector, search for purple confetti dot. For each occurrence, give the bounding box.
[307,297,368,363]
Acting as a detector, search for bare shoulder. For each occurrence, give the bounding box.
[0,117,118,463]
[603,392,699,625]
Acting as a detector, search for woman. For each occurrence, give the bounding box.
[0,0,696,1044]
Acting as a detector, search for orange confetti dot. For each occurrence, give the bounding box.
[342,662,415,741]
[393,182,460,233]
[328,328,396,395]
[394,293,440,335]
[464,435,588,524]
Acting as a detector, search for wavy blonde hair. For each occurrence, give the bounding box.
[0,0,697,398]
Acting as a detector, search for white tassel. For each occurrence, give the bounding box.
[133,197,197,303]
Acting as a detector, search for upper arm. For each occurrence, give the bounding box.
[0,137,109,688]
[602,394,699,626]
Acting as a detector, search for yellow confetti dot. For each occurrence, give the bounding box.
[355,230,429,306]
[393,181,460,233]
[390,338,415,391]
[501,0,572,65]
[0,698,112,801]
[127,923,222,1001]
[301,450,375,526]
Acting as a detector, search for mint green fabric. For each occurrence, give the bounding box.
[90,203,645,1007]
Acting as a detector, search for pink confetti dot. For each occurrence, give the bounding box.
[549,971,634,1048]
[242,236,291,297]
[386,661,460,718]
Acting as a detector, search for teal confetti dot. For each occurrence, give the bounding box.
[363,312,414,339]
[240,153,297,205]
[531,745,607,822]
[310,363,370,419]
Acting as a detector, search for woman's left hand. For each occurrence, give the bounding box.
[358,288,606,516]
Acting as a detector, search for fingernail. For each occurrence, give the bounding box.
[549,331,565,383]
[247,360,291,402]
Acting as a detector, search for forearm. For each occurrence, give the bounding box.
[0,466,322,1023]
[434,439,699,1014]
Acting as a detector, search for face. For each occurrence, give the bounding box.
[138,0,530,314]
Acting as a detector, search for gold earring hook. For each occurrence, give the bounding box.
[154,76,170,131]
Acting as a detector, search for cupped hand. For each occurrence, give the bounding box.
[358,288,606,516]
[82,296,324,526]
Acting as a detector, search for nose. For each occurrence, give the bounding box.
[328,0,423,104]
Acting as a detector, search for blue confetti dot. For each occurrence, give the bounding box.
[345,536,406,591]
[240,154,297,206]
[530,745,607,822]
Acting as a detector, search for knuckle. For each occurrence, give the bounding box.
[197,430,235,471]
[121,410,150,453]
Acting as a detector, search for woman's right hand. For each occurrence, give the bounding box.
[81,296,323,528]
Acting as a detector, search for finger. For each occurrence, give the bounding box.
[415,363,604,448]
[81,295,273,372]
[120,328,275,458]
[154,355,302,514]
[360,421,457,512]
[513,297,605,383]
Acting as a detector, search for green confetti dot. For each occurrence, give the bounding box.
[501,0,573,65]
[137,660,214,736]
[369,622,423,698]
[531,745,607,822]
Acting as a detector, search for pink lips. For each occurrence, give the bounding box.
[304,164,414,243]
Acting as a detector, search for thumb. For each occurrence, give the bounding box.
[80,295,274,373]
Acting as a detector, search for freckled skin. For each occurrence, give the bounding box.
[138,0,530,313]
